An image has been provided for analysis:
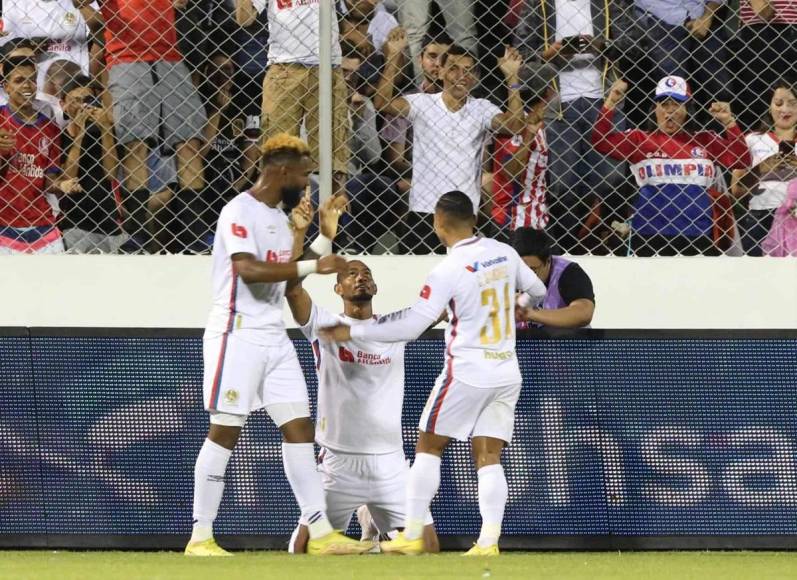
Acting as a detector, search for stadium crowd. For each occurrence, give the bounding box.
[0,0,796,256]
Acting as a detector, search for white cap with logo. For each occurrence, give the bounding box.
[655,76,692,102]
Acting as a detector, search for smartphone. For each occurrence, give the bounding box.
[560,36,581,57]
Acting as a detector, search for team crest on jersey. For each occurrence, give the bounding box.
[510,134,523,147]
[691,147,706,158]
[38,137,51,157]
[465,261,480,273]
[224,389,239,405]
[63,12,78,26]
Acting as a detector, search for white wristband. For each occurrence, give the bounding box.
[297,260,318,278]
[309,234,333,257]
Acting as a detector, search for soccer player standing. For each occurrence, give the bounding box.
[284,258,438,553]
[186,134,370,557]
[322,191,547,556]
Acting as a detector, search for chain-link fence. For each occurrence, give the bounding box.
[0,0,795,256]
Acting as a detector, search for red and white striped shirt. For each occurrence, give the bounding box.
[491,126,549,231]
[739,0,797,25]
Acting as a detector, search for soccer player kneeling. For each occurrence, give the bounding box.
[285,259,438,554]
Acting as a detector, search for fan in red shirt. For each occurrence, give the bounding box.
[490,67,553,234]
[0,57,80,254]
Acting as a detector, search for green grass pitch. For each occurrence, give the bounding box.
[2,551,796,580]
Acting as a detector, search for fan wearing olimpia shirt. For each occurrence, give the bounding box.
[284,252,439,554]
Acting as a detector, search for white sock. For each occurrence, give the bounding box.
[476,464,508,548]
[404,453,441,540]
[282,442,333,539]
[191,438,233,543]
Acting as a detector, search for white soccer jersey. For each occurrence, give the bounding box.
[205,192,294,338]
[253,0,342,67]
[301,303,405,454]
[412,236,546,388]
[404,92,501,214]
[0,0,95,90]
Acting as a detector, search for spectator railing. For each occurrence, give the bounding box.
[0,0,795,257]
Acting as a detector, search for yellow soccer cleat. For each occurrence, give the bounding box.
[307,530,374,555]
[462,543,500,557]
[184,538,233,557]
[379,532,425,555]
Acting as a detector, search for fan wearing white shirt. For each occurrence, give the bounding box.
[373,28,526,254]
[284,259,439,554]
[321,191,547,556]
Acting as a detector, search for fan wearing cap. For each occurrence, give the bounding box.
[591,75,751,256]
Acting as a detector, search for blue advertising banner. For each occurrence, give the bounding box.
[1,330,796,546]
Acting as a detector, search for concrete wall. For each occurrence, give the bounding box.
[2,255,795,328]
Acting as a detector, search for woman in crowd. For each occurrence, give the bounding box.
[730,80,797,255]
[591,76,750,256]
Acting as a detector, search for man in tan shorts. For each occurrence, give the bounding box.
[237,0,350,196]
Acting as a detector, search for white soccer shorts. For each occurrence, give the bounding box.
[203,332,309,426]
[419,376,521,444]
[318,448,432,533]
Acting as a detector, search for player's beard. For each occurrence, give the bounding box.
[281,185,304,210]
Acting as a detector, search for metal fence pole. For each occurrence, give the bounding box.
[318,0,334,204]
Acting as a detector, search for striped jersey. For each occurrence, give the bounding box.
[205,192,293,338]
[739,0,797,24]
[491,127,549,230]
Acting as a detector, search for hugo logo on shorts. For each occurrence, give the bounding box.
[231,223,248,238]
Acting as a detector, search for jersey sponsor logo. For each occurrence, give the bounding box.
[12,153,45,179]
[466,256,508,273]
[633,159,715,184]
[420,285,431,299]
[484,350,514,361]
[231,223,248,238]
[338,346,355,363]
[265,249,292,263]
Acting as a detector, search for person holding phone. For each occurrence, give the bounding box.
[731,80,797,255]
[513,0,640,254]
[58,74,127,253]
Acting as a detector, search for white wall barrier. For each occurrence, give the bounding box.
[1,255,795,329]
